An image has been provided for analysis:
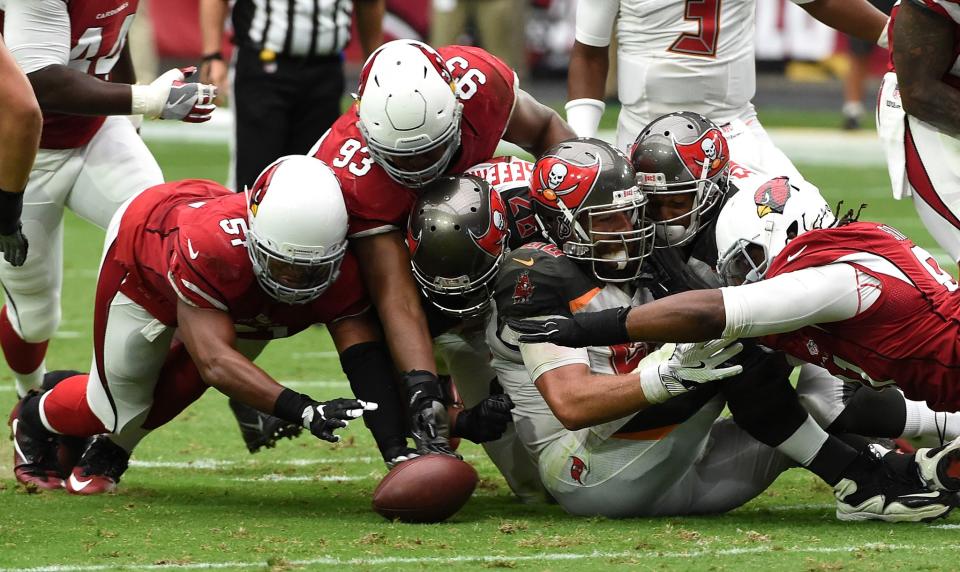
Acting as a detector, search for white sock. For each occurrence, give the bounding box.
[777,415,829,467]
[902,399,960,443]
[14,361,45,398]
[842,101,865,118]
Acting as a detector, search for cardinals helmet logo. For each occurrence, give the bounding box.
[247,160,283,217]
[512,270,534,304]
[569,456,588,485]
[754,177,792,218]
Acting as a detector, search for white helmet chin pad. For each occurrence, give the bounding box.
[245,155,349,304]
[356,40,463,187]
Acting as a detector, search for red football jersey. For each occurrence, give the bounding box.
[311,45,517,238]
[464,156,538,249]
[759,222,960,411]
[27,0,139,149]
[112,180,369,339]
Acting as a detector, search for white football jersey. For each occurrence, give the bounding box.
[487,281,656,459]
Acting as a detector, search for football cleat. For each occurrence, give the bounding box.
[915,437,960,492]
[41,370,93,473]
[66,436,130,495]
[228,398,302,453]
[834,444,956,522]
[8,391,65,490]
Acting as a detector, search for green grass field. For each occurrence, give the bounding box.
[2,136,959,572]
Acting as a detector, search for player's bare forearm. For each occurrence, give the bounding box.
[503,89,577,157]
[356,0,386,59]
[28,65,133,116]
[352,231,437,374]
[0,37,41,192]
[568,41,608,102]
[802,0,887,43]
[624,290,726,343]
[199,0,230,56]
[176,301,284,413]
[893,0,960,136]
[535,363,651,430]
[109,44,136,86]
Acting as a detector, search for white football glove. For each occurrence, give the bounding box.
[131,67,217,123]
[640,339,744,404]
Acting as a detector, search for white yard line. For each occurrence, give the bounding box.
[4,542,954,572]
[0,380,350,393]
[129,455,482,470]
[228,474,366,482]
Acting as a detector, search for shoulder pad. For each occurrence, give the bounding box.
[494,243,596,319]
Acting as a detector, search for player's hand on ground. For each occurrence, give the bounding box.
[640,339,744,404]
[453,393,515,443]
[132,67,218,123]
[508,307,630,347]
[301,398,377,442]
[403,370,461,458]
[0,224,28,267]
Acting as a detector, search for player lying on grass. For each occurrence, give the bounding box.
[510,153,960,498]
[9,157,391,494]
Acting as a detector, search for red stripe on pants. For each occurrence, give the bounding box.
[904,120,960,231]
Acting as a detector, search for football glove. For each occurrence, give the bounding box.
[383,444,420,469]
[131,67,217,123]
[300,398,378,442]
[639,339,744,404]
[508,307,631,347]
[403,370,460,458]
[0,224,28,267]
[453,393,515,443]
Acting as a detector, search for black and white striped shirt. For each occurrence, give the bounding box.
[232,0,353,58]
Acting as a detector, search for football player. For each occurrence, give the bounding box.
[1,0,216,399]
[877,0,960,271]
[408,167,547,503]
[0,34,40,267]
[7,157,412,493]
[564,0,889,178]
[309,39,575,455]
[510,147,960,499]
[497,137,954,521]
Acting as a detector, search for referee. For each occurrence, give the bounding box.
[200,0,384,190]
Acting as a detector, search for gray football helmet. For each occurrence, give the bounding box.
[530,137,654,283]
[407,175,509,318]
[630,111,730,248]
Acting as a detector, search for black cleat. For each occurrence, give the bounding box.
[66,436,130,495]
[228,398,302,453]
[9,391,65,490]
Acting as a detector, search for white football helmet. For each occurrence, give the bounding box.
[245,155,349,304]
[356,40,463,188]
[715,177,834,286]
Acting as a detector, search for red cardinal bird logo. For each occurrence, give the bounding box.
[570,456,588,485]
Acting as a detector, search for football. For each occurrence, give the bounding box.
[372,454,479,523]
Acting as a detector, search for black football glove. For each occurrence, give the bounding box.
[507,306,631,347]
[453,393,515,443]
[300,398,377,442]
[403,370,460,458]
[0,224,28,267]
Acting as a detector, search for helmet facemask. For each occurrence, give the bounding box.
[247,230,348,305]
[639,165,727,248]
[412,248,504,318]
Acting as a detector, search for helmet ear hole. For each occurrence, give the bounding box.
[786,220,800,240]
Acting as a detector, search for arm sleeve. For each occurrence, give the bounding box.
[519,341,590,382]
[575,0,619,47]
[720,264,878,339]
[4,0,71,74]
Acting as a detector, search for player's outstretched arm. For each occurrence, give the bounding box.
[0,36,40,267]
[176,300,374,442]
[565,0,618,138]
[502,89,577,159]
[800,0,888,44]
[894,0,960,137]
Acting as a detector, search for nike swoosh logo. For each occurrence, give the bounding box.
[188,239,200,260]
[512,257,535,267]
[169,92,191,107]
[786,245,808,263]
[69,473,93,492]
[897,492,944,499]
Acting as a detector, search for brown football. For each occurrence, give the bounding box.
[372,454,478,523]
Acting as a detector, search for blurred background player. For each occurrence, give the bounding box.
[0,0,216,399]
[564,0,888,179]
[310,39,574,456]
[840,0,896,130]
[877,0,960,272]
[0,34,40,268]
[199,0,385,190]
[430,0,527,80]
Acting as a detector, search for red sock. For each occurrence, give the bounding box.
[41,374,107,436]
[0,305,48,374]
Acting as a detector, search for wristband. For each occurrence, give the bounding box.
[639,365,671,405]
[565,98,605,138]
[0,189,24,236]
[273,388,314,426]
[201,51,224,63]
[130,84,163,118]
[402,370,442,406]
